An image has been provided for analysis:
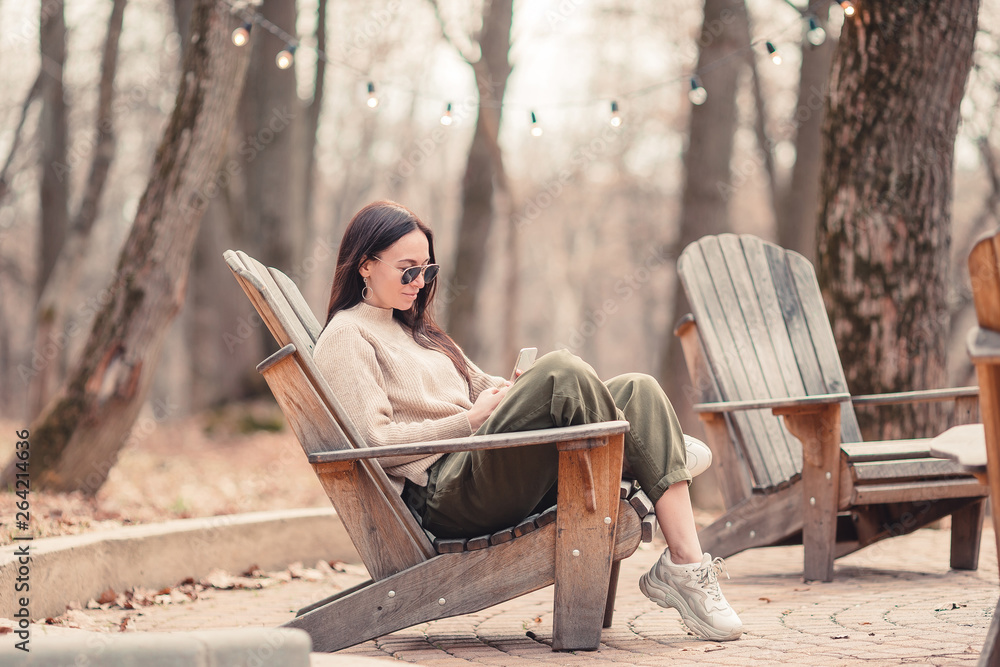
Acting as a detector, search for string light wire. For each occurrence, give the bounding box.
[220,0,851,121]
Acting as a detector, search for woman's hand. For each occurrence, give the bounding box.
[467,384,510,431]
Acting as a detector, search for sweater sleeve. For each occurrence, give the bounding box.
[316,324,474,467]
[465,355,506,401]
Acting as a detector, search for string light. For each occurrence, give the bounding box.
[806,17,827,46]
[766,41,782,65]
[609,101,622,127]
[231,22,251,47]
[367,82,380,109]
[688,77,708,106]
[840,0,856,17]
[222,0,833,127]
[440,102,453,126]
[275,45,295,70]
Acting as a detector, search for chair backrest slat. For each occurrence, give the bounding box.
[678,235,863,491]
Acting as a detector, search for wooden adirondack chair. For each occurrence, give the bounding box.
[223,249,657,652]
[930,228,1000,665]
[674,234,988,582]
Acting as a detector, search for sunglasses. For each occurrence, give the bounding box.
[373,256,440,285]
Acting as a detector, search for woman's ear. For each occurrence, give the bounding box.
[359,256,372,278]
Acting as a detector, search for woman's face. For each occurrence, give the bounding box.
[360,229,432,311]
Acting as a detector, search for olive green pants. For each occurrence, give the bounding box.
[405,349,691,539]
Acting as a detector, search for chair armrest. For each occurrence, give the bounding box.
[307,421,632,464]
[693,393,850,414]
[929,423,987,473]
[850,386,978,407]
[968,325,1000,364]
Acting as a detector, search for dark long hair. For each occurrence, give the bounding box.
[326,201,470,382]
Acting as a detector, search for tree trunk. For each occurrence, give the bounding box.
[38,0,69,299]
[817,0,980,440]
[776,7,836,261]
[6,0,252,493]
[659,0,749,419]
[239,0,303,272]
[302,0,327,241]
[25,0,127,420]
[443,0,513,359]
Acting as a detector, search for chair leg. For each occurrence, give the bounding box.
[978,597,1000,667]
[951,498,987,570]
[603,560,622,628]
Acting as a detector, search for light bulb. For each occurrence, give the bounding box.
[806,18,827,46]
[231,23,251,47]
[840,0,856,17]
[688,77,707,106]
[530,111,542,137]
[609,100,622,127]
[275,46,295,70]
[766,41,782,65]
[366,82,379,109]
[440,102,453,126]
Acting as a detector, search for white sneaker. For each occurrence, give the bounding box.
[684,434,712,478]
[639,549,743,641]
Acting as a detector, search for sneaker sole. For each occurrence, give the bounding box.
[639,572,742,641]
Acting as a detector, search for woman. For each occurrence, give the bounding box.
[313,200,742,642]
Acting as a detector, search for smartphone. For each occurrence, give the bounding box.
[510,347,537,382]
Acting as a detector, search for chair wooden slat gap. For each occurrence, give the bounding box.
[680,242,776,488]
[717,234,800,483]
[782,249,864,443]
[269,267,322,344]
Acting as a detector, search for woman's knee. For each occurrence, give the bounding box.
[531,349,599,381]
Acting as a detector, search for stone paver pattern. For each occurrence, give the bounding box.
[66,526,999,666]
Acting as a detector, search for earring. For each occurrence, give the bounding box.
[362,277,373,301]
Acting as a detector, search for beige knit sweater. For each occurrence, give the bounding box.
[313,302,505,493]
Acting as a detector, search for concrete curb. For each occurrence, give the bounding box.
[0,508,360,619]
[2,628,312,666]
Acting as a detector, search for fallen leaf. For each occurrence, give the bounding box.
[935,603,968,611]
[759,597,772,603]
[0,627,11,634]
[860,622,871,625]
[156,587,171,596]
[831,635,849,639]
[793,587,810,592]
[869,632,875,636]
[97,588,117,605]
[119,617,130,632]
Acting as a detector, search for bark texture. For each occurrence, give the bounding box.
[26,0,127,420]
[817,0,980,440]
[6,0,252,492]
[443,0,513,359]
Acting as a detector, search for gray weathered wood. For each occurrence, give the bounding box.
[628,489,653,518]
[968,325,1000,364]
[308,422,631,464]
[851,386,979,406]
[930,424,987,471]
[676,233,987,581]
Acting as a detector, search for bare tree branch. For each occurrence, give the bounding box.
[426,0,478,64]
[0,71,43,206]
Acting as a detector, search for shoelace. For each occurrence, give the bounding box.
[696,557,730,602]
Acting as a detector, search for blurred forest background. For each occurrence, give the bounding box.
[0,0,998,504]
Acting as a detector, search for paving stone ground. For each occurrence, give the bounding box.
[54,526,1000,666]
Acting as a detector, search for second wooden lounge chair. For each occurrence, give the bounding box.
[675,234,988,582]
[223,249,657,652]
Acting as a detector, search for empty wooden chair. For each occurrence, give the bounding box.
[675,234,987,582]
